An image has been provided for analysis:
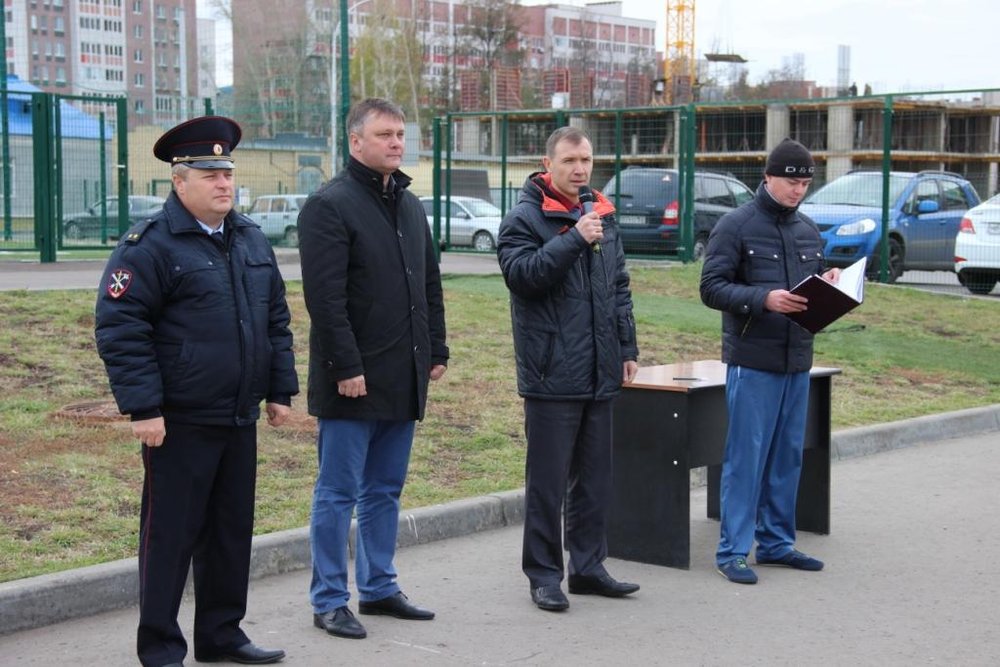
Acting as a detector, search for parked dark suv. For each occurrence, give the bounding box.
[600,167,754,258]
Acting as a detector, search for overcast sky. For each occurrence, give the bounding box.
[198,0,997,94]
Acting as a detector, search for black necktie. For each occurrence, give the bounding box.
[211,230,224,248]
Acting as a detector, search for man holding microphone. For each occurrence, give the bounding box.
[497,126,640,612]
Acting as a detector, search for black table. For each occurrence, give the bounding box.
[608,360,840,569]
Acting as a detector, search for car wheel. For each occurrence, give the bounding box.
[64,221,81,241]
[283,226,298,247]
[960,271,998,295]
[472,230,495,252]
[692,234,709,261]
[868,238,904,283]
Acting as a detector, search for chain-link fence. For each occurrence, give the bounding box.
[431,88,1000,294]
[3,87,999,295]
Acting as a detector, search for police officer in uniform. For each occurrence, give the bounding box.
[95,116,298,666]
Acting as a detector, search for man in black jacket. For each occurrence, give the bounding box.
[497,126,640,612]
[95,116,298,666]
[700,138,840,585]
[298,98,449,640]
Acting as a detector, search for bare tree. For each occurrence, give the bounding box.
[350,0,428,130]
[458,0,525,110]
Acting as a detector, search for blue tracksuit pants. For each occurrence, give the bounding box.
[716,365,809,565]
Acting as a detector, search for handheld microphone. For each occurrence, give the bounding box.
[578,185,595,214]
[578,185,601,253]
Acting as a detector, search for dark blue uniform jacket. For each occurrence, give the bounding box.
[95,192,298,426]
[700,182,826,374]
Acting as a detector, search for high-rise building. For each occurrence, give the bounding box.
[3,0,203,128]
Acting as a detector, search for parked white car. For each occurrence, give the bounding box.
[955,193,1000,295]
[247,194,308,246]
[420,196,503,252]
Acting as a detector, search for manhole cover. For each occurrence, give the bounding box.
[52,400,126,423]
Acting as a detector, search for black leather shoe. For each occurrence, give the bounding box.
[197,641,285,664]
[530,584,569,611]
[314,606,367,639]
[568,573,640,597]
[358,592,435,620]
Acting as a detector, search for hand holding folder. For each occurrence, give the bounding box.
[784,257,866,333]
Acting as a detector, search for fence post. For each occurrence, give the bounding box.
[203,97,214,116]
[678,103,696,263]
[432,116,442,261]
[613,109,623,211]
[117,97,130,238]
[32,94,56,262]
[500,112,509,217]
[878,95,894,283]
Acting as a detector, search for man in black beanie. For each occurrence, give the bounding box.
[699,137,840,585]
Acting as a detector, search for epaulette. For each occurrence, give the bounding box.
[119,218,156,245]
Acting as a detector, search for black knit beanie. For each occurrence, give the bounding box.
[765,138,815,177]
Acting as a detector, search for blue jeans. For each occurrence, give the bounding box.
[309,418,415,613]
[716,365,809,566]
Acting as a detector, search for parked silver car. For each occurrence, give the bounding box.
[420,196,503,252]
[247,194,308,246]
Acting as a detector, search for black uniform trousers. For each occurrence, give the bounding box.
[137,420,257,667]
[522,397,613,588]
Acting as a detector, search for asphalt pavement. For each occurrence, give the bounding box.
[0,249,502,291]
[1,249,998,664]
[1,427,998,666]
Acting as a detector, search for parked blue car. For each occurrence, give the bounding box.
[800,170,980,282]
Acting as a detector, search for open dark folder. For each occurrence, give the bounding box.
[784,257,866,333]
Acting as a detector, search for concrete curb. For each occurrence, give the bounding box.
[1,407,997,636]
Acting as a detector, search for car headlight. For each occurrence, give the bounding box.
[836,218,877,236]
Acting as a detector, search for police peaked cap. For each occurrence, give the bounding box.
[153,116,242,170]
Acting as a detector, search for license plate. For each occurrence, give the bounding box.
[618,215,648,226]
[988,222,1000,234]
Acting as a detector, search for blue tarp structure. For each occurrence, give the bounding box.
[3,75,116,139]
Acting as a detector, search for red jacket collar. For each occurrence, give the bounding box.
[532,173,615,217]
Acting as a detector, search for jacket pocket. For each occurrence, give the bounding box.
[743,240,782,284]
[617,309,635,346]
[794,241,824,278]
[243,254,275,305]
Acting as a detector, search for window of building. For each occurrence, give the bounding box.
[134,48,143,62]
[55,66,66,84]
[134,24,143,38]
[54,16,64,33]
[133,0,142,13]
[55,42,65,58]
[134,72,144,86]
[135,99,145,113]
[155,4,166,20]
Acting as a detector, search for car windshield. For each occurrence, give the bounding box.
[804,173,910,208]
[462,199,502,217]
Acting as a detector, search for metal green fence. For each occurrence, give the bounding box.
[430,88,1000,295]
[3,85,999,296]
[1,89,127,261]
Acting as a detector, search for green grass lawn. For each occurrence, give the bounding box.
[0,263,997,583]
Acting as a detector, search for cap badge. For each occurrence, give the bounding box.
[213,143,223,156]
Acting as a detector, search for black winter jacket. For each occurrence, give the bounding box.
[497,172,638,401]
[297,158,448,421]
[95,192,299,426]
[700,182,825,373]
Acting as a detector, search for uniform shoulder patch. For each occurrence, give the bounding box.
[120,218,155,245]
[106,268,133,299]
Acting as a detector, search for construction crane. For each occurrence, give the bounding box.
[653,0,697,105]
